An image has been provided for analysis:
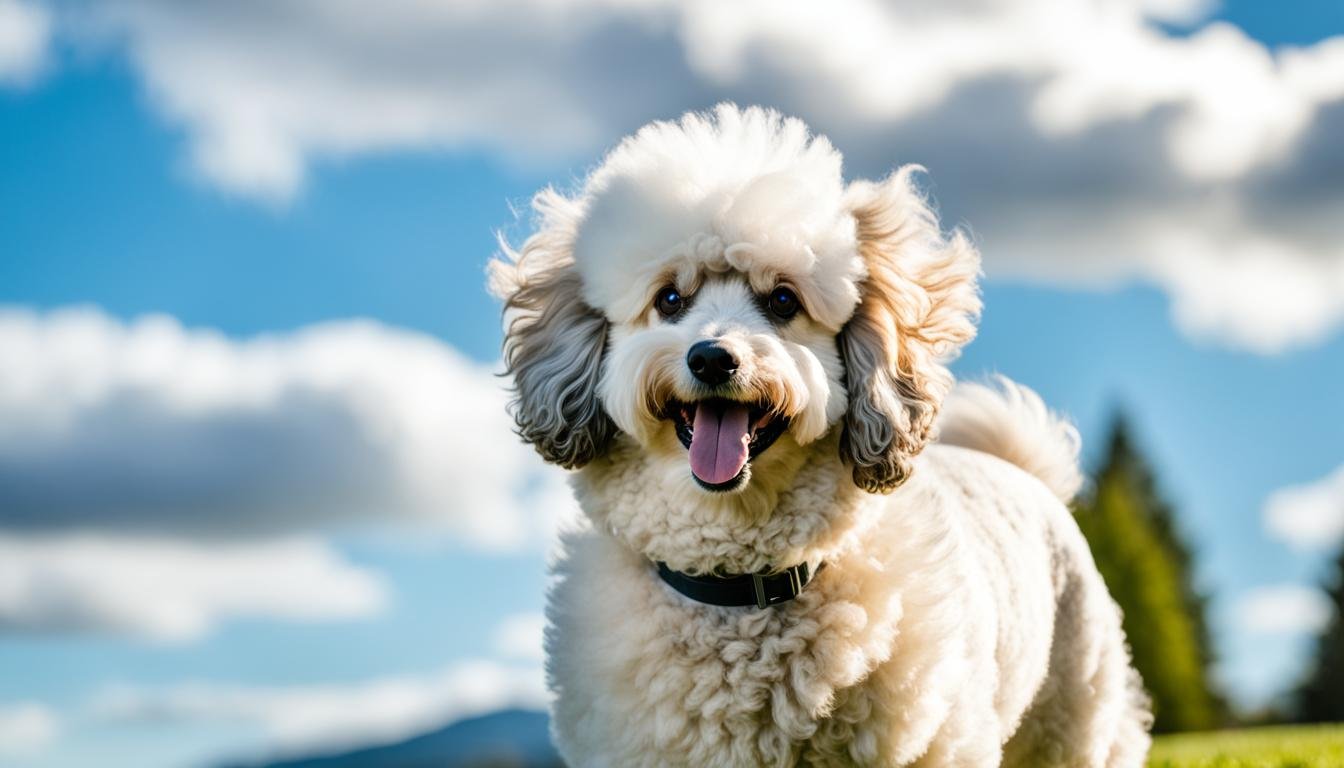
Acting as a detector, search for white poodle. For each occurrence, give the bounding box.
[491,104,1151,767]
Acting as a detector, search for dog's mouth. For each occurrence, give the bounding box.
[664,398,789,492]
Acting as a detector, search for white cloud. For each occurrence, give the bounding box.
[45,0,1344,351]
[0,703,58,756]
[0,534,386,642]
[494,612,546,662]
[1265,465,1344,551]
[92,660,547,756]
[0,0,48,87]
[0,305,575,551]
[1236,584,1333,636]
[969,206,1344,351]
[0,305,587,642]
[72,0,1344,196]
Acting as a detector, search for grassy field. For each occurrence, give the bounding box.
[1149,724,1344,768]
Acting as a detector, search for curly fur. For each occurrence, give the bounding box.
[491,104,1151,767]
[840,169,981,492]
[491,190,617,468]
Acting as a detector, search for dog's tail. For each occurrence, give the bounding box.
[936,375,1084,504]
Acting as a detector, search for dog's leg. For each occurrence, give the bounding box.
[1001,554,1151,768]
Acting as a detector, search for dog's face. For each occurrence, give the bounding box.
[492,105,981,502]
[599,272,847,494]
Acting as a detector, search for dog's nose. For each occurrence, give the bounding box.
[687,341,739,386]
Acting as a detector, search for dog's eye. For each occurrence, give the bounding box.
[654,286,685,318]
[767,287,800,320]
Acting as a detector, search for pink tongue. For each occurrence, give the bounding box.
[689,402,751,485]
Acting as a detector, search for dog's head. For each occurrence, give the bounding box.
[492,105,980,497]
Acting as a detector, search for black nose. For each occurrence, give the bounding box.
[687,341,739,386]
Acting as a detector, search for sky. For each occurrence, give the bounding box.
[2,0,1344,765]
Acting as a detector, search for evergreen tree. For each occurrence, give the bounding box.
[1295,544,1344,722]
[1073,416,1225,733]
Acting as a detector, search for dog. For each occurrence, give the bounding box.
[490,104,1151,767]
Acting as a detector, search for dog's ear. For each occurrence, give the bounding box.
[838,167,981,493]
[490,189,617,469]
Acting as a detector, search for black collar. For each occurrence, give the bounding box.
[655,561,821,609]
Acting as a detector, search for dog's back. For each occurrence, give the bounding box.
[933,377,1153,766]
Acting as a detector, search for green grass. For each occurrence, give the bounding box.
[1149,724,1344,768]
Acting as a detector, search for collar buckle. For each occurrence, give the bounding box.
[751,572,769,609]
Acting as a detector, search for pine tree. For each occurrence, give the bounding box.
[1073,416,1224,733]
[1295,545,1344,722]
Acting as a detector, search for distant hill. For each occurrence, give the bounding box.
[227,708,562,768]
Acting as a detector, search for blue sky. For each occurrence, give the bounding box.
[3,1,1344,765]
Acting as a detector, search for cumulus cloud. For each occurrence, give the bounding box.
[92,660,547,756]
[68,0,1344,197]
[0,703,58,756]
[0,534,385,642]
[47,0,1344,350]
[1236,584,1333,636]
[0,0,48,86]
[0,305,574,550]
[1265,465,1344,551]
[0,305,586,641]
